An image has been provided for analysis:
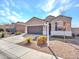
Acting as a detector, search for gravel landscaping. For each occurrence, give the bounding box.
[18,39,79,59]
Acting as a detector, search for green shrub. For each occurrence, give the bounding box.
[37,36,47,45]
[0,32,5,38]
[25,37,32,43]
[15,32,22,35]
[0,28,4,32]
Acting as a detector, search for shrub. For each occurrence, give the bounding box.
[0,28,4,32]
[37,36,47,45]
[15,32,22,35]
[0,32,5,38]
[25,37,32,43]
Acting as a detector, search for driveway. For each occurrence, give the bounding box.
[0,51,11,59]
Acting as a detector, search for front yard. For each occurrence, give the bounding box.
[19,36,79,59]
[3,35,79,59]
[18,37,79,59]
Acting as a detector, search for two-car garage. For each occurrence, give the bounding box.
[27,26,43,35]
[25,17,46,35]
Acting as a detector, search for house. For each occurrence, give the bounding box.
[0,22,26,34]
[72,28,79,36]
[4,24,16,34]
[25,15,72,37]
[50,15,72,37]
[15,22,25,33]
[0,24,15,31]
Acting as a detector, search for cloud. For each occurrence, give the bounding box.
[4,0,10,7]
[0,10,6,16]
[9,0,15,7]
[48,0,75,17]
[48,8,62,17]
[7,16,19,22]
[60,0,71,4]
[0,17,11,24]
[4,0,15,7]
[39,0,57,12]
[6,15,28,23]
[0,3,11,16]
[12,11,21,18]
[4,7,11,16]
[19,19,28,22]
[0,0,22,23]
[38,0,74,17]
[14,0,30,10]
[75,4,79,7]
[72,22,79,27]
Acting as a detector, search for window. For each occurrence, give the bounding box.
[55,22,57,31]
[55,21,66,31]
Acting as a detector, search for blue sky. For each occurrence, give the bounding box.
[0,0,79,27]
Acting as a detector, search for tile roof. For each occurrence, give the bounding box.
[43,15,55,22]
[25,17,45,25]
[25,15,72,24]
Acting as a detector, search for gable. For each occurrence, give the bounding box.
[25,17,45,26]
[43,15,55,22]
[55,16,72,22]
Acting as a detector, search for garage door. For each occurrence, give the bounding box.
[27,26,43,34]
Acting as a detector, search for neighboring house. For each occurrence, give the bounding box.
[25,15,72,37]
[0,22,26,33]
[0,24,5,29]
[0,24,15,31]
[0,24,16,34]
[4,24,16,34]
[72,28,79,36]
[15,22,25,33]
[0,24,5,32]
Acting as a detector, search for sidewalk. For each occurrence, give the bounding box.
[0,37,63,59]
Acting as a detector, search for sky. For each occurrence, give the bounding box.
[0,0,79,27]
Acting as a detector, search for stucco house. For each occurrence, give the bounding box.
[0,22,25,33]
[15,22,25,33]
[0,24,16,33]
[25,15,72,37]
[72,28,79,36]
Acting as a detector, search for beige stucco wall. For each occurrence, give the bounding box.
[51,16,72,36]
[15,24,25,33]
[51,20,55,31]
[72,28,79,35]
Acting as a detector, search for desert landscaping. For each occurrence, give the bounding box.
[17,36,79,59]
